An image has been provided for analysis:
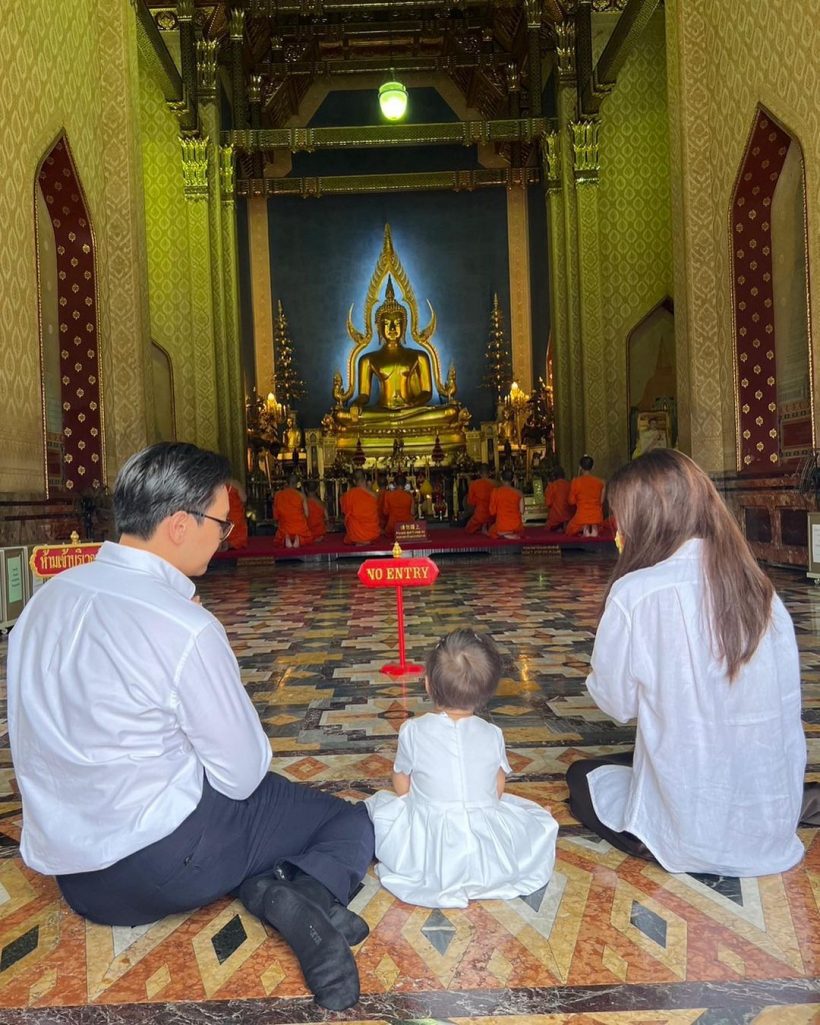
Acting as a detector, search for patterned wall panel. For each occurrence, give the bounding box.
[137,60,199,444]
[597,10,672,471]
[37,139,104,492]
[666,0,820,472]
[663,0,691,454]
[95,1,152,475]
[0,0,145,493]
[732,110,790,471]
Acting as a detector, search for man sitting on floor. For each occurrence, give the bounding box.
[305,480,328,542]
[381,473,415,537]
[341,470,381,545]
[488,468,524,539]
[545,466,571,533]
[464,463,496,534]
[273,474,311,548]
[6,442,374,1011]
[566,455,605,537]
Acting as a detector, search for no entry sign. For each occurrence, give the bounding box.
[357,557,439,589]
[357,552,438,676]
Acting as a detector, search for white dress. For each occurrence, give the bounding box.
[366,712,558,908]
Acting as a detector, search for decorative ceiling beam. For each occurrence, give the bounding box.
[134,0,184,102]
[223,117,548,152]
[244,0,522,11]
[578,0,661,115]
[237,166,540,197]
[262,53,516,77]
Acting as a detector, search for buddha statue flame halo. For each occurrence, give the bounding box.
[341,224,444,404]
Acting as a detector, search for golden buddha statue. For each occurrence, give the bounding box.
[325,225,470,458]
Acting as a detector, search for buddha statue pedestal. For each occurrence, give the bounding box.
[323,225,471,462]
[332,421,467,461]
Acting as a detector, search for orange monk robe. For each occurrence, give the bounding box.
[465,478,496,533]
[226,484,248,549]
[273,487,311,544]
[545,478,571,531]
[341,486,381,544]
[306,497,327,542]
[565,475,605,536]
[382,489,414,535]
[488,485,524,538]
[376,488,388,530]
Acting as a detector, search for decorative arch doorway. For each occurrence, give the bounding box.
[35,135,104,495]
[731,106,813,473]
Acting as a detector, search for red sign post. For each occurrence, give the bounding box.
[357,550,439,676]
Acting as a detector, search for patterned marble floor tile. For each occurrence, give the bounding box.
[0,553,817,1025]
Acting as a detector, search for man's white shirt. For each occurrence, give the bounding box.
[7,542,272,875]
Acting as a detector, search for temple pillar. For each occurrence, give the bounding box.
[180,137,219,450]
[571,119,611,470]
[197,98,245,472]
[541,131,573,472]
[506,185,534,392]
[553,21,585,466]
[247,196,275,398]
[229,9,248,130]
[219,146,248,477]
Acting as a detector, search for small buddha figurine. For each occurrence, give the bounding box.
[442,365,457,404]
[282,413,303,454]
[332,372,345,409]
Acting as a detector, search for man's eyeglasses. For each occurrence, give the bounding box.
[185,510,234,541]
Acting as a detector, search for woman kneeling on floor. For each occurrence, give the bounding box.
[567,448,807,877]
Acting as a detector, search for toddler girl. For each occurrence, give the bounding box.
[366,630,558,908]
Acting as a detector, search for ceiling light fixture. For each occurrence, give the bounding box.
[379,79,408,120]
[379,1,408,121]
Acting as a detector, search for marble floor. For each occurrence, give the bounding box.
[0,551,817,1025]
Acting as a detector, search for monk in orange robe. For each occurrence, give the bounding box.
[382,474,415,536]
[545,466,571,532]
[226,479,249,549]
[465,464,496,534]
[341,470,381,545]
[566,455,605,537]
[488,469,524,539]
[305,481,328,542]
[273,474,311,548]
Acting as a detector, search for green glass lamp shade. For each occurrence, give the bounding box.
[379,80,408,121]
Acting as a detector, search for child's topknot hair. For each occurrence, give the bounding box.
[425,629,503,712]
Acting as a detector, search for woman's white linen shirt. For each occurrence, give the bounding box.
[586,537,806,876]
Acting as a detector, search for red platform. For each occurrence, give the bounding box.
[211,526,613,564]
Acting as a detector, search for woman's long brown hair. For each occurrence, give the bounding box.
[604,449,774,680]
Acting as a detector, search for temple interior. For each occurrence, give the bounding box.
[1,0,819,1022]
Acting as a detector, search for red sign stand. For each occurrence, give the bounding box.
[357,544,439,676]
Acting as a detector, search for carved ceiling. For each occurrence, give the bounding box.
[143,1,569,128]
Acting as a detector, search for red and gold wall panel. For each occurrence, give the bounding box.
[37,137,103,492]
[731,110,790,472]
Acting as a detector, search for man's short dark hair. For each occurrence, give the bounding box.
[113,443,232,539]
[580,455,594,471]
[501,468,514,483]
